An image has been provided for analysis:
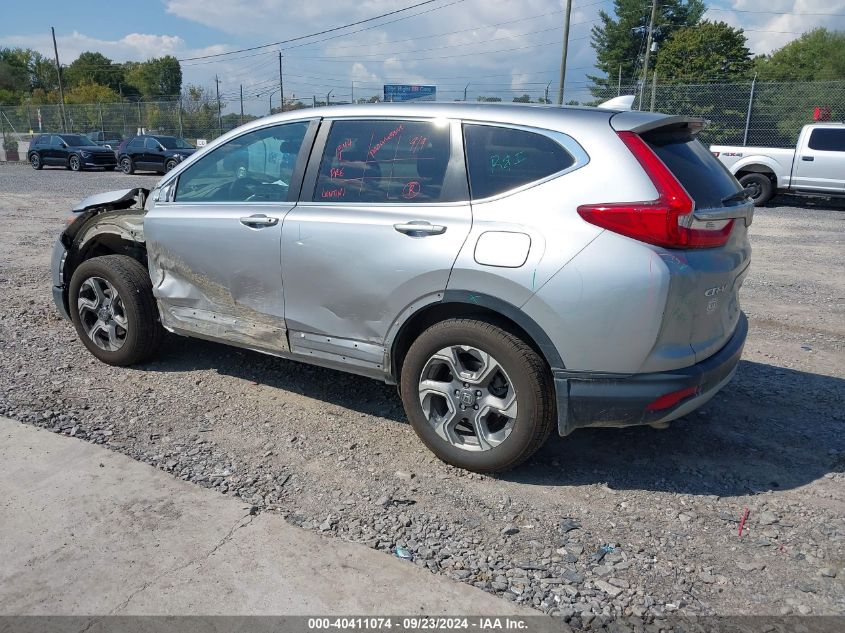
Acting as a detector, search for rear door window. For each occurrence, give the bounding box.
[128,138,143,150]
[807,128,845,152]
[463,124,575,200]
[313,119,452,203]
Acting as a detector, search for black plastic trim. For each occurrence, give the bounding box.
[555,312,747,436]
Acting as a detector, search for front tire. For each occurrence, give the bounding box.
[30,153,43,170]
[400,319,555,473]
[120,156,135,174]
[69,155,82,172]
[69,255,162,366]
[739,172,774,206]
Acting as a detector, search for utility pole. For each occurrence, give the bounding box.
[463,83,469,101]
[215,74,222,135]
[239,84,244,126]
[545,82,551,104]
[312,95,316,108]
[640,0,658,110]
[556,0,573,105]
[327,90,333,106]
[269,93,273,115]
[51,27,67,130]
[618,65,622,96]
[650,70,657,111]
[178,98,183,137]
[278,52,285,112]
[351,81,355,104]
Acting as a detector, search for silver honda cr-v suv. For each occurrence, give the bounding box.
[50,103,752,472]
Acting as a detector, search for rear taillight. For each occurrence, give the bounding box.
[577,131,733,249]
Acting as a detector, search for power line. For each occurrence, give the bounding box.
[706,8,845,18]
[177,0,463,62]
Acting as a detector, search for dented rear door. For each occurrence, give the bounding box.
[144,119,318,354]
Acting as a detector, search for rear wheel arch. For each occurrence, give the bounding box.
[389,292,563,385]
[735,163,776,181]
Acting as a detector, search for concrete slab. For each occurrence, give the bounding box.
[0,418,531,616]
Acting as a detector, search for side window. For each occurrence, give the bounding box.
[175,121,310,203]
[808,128,845,152]
[52,135,64,147]
[463,124,575,199]
[313,119,451,203]
[128,138,143,150]
[145,137,160,150]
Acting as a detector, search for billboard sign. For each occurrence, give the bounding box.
[383,84,436,102]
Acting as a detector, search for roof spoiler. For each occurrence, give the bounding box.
[610,112,709,136]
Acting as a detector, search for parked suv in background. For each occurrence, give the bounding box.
[117,134,195,174]
[88,130,124,150]
[28,133,117,171]
[50,104,752,472]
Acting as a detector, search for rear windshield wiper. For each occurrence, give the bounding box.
[722,186,755,204]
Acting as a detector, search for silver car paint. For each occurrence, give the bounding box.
[141,102,748,383]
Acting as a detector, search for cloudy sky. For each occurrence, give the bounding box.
[3,0,844,113]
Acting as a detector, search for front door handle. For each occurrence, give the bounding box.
[240,214,278,227]
[802,156,814,161]
[394,221,446,236]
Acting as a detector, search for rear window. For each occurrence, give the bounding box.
[463,124,575,200]
[808,128,845,152]
[645,135,741,209]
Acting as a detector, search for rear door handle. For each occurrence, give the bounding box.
[240,214,278,227]
[802,156,814,161]
[394,221,446,236]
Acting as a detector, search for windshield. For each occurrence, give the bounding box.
[157,136,194,150]
[61,135,96,147]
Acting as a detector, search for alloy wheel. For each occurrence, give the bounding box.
[417,345,517,452]
[76,276,128,351]
[30,154,40,168]
[70,156,80,171]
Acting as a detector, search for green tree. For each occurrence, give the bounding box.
[0,48,30,104]
[755,28,845,81]
[123,56,182,100]
[589,0,706,96]
[512,93,532,103]
[655,21,751,81]
[476,95,502,102]
[65,51,124,92]
[63,83,120,104]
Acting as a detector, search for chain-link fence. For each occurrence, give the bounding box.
[0,99,249,146]
[591,78,845,148]
[2,79,843,159]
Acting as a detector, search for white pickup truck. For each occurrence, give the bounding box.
[711,123,845,206]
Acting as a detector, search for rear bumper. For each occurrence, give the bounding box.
[554,312,747,435]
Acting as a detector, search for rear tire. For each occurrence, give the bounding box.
[69,255,162,366]
[30,153,43,170]
[120,156,135,174]
[400,319,555,473]
[739,172,774,206]
[165,159,178,172]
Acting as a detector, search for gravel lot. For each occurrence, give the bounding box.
[1,162,843,620]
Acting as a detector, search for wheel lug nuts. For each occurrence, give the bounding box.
[454,389,460,395]
[463,383,469,388]
[460,404,466,410]
[475,390,482,397]
[473,404,479,410]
